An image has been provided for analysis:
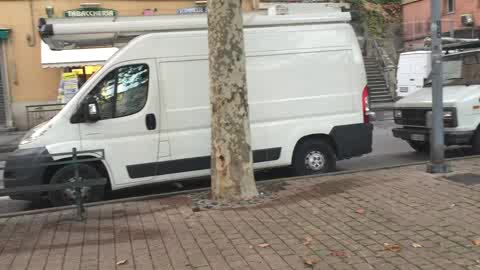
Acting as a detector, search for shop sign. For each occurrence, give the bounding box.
[64,7,117,18]
[176,7,207,15]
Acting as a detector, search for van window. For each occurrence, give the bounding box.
[89,71,116,120]
[115,65,149,117]
[425,52,480,86]
[88,64,149,120]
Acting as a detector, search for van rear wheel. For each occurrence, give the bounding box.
[293,139,336,176]
[48,164,105,207]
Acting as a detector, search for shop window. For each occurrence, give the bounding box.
[88,64,149,120]
[446,0,455,14]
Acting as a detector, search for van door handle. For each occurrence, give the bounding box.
[145,113,156,130]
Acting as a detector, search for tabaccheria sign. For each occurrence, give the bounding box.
[64,7,117,17]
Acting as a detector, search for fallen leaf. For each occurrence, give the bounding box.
[355,208,365,214]
[304,236,313,246]
[116,260,128,266]
[303,258,318,266]
[412,243,423,248]
[258,243,271,248]
[330,250,346,257]
[384,243,401,252]
[472,239,480,246]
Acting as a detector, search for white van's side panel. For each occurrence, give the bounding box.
[146,26,364,182]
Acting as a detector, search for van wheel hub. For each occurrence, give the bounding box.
[305,151,325,171]
[62,178,91,203]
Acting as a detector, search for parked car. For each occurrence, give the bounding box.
[393,49,480,153]
[4,14,373,206]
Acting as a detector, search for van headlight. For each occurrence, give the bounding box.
[443,111,453,118]
[394,110,402,119]
[20,123,51,145]
[443,110,457,128]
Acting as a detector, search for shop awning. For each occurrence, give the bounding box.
[41,41,118,68]
[0,28,10,40]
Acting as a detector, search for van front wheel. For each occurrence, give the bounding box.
[407,140,430,153]
[48,164,105,207]
[293,139,336,176]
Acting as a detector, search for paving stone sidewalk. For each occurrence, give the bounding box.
[2,158,480,270]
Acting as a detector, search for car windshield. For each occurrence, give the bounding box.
[425,51,480,86]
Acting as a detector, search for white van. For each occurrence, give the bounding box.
[393,48,480,153]
[5,14,373,205]
[396,51,432,98]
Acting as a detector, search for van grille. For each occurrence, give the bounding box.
[394,108,457,128]
[399,109,429,126]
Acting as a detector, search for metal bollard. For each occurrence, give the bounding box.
[72,147,86,221]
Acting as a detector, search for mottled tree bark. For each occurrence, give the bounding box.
[207,0,258,200]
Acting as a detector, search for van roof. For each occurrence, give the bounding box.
[105,23,355,65]
[400,50,431,56]
[40,12,351,50]
[444,48,480,57]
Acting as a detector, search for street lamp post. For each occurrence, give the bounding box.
[427,0,449,173]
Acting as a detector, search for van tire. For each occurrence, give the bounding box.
[293,139,336,176]
[407,140,430,153]
[48,164,105,207]
[472,129,480,154]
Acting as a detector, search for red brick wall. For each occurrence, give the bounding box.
[403,0,431,42]
[403,0,480,47]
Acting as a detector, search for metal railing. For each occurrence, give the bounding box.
[0,148,106,221]
[372,39,397,97]
[26,103,65,129]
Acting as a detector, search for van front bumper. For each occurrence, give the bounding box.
[3,147,52,201]
[392,128,473,146]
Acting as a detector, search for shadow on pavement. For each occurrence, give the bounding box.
[2,145,475,214]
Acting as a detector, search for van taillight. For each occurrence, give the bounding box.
[362,86,370,124]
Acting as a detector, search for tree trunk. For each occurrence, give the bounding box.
[207,0,258,200]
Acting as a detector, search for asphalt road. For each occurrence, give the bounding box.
[0,120,473,214]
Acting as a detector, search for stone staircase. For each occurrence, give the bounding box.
[363,57,394,104]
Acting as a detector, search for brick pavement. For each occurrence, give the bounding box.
[1,158,480,270]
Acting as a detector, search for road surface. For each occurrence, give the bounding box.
[0,120,472,214]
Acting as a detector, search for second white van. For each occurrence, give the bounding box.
[396,51,432,98]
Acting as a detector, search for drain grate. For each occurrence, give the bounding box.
[446,173,480,186]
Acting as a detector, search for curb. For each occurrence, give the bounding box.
[0,146,16,154]
[0,155,478,219]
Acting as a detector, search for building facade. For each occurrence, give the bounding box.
[0,0,255,130]
[403,0,480,49]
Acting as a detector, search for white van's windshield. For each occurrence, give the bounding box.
[426,51,480,86]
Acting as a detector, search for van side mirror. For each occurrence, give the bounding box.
[83,96,100,122]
